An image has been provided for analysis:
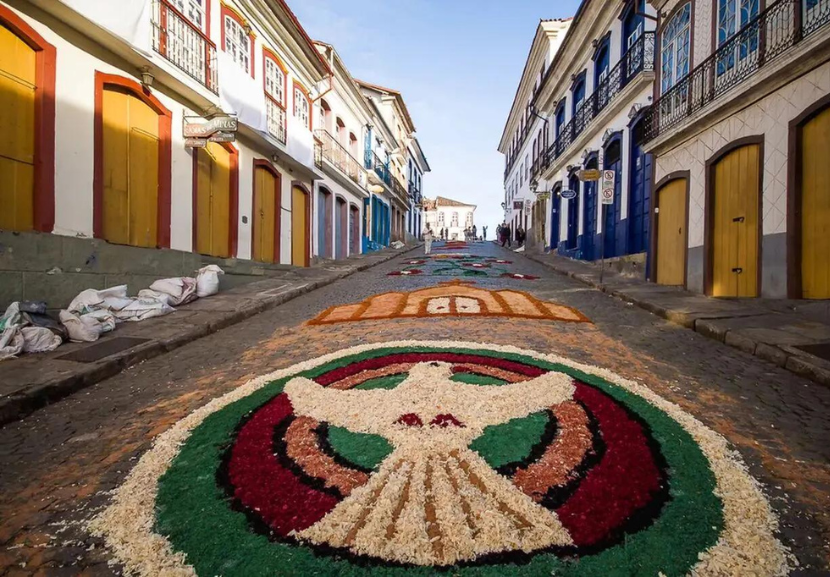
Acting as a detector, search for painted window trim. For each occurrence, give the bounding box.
[169,0,212,36]
[93,72,172,247]
[0,4,56,233]
[220,3,255,78]
[659,1,693,94]
[262,46,288,108]
[293,81,312,130]
[191,142,240,257]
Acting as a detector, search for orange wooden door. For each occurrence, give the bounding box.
[0,23,36,231]
[101,86,159,247]
[711,144,760,297]
[800,106,830,299]
[253,166,278,263]
[656,179,687,286]
[195,142,231,258]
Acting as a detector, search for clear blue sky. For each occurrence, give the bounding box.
[290,0,582,235]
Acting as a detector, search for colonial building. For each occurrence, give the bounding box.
[0,0,428,307]
[527,0,658,272]
[423,197,477,240]
[407,138,430,241]
[498,19,572,245]
[642,0,830,299]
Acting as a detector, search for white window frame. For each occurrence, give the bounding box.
[224,14,250,74]
[170,0,206,31]
[264,56,286,107]
[294,86,310,129]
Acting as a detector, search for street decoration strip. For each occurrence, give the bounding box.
[307,281,590,325]
[388,255,533,279]
[90,341,790,577]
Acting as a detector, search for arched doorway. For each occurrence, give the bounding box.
[603,136,623,259]
[550,182,562,251]
[628,115,652,255]
[0,7,55,233]
[791,97,830,299]
[94,73,172,248]
[582,156,599,260]
[335,196,347,260]
[653,174,688,286]
[252,159,280,263]
[193,142,237,258]
[292,184,310,267]
[350,204,360,256]
[706,138,761,297]
[317,187,332,258]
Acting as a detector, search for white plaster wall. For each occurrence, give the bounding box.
[654,60,830,248]
[3,0,321,266]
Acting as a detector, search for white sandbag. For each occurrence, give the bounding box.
[60,310,103,342]
[196,265,224,298]
[20,326,62,353]
[86,309,116,333]
[114,296,175,322]
[149,277,198,306]
[137,289,173,307]
[0,331,24,361]
[68,285,129,314]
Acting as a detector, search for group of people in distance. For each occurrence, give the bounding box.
[495,223,525,248]
[422,225,489,255]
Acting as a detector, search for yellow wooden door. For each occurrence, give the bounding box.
[0,24,36,231]
[292,186,308,266]
[195,142,231,258]
[102,87,159,247]
[801,106,830,299]
[656,179,687,286]
[712,144,760,297]
[253,167,277,263]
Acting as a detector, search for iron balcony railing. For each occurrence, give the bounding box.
[151,0,218,93]
[534,32,655,179]
[391,176,409,201]
[644,0,830,142]
[365,150,391,185]
[504,115,538,180]
[266,98,287,144]
[314,129,364,186]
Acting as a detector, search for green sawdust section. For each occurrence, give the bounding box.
[156,346,724,577]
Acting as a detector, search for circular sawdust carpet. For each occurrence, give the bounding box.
[91,342,790,576]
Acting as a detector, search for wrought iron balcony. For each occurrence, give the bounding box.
[151,0,218,93]
[535,32,655,179]
[391,176,409,201]
[365,150,391,185]
[266,98,287,144]
[644,0,830,143]
[314,129,364,186]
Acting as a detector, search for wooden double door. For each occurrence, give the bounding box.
[194,142,233,258]
[655,178,687,286]
[252,164,280,263]
[292,186,309,266]
[799,105,830,299]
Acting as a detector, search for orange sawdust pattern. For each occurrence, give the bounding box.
[307,281,591,326]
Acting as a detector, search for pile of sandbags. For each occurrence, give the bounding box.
[0,302,66,361]
[0,265,226,359]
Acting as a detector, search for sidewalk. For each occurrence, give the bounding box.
[525,250,830,387]
[0,245,417,426]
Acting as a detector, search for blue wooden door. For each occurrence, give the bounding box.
[603,140,623,259]
[550,192,561,250]
[583,180,597,261]
[567,176,580,249]
[628,121,652,254]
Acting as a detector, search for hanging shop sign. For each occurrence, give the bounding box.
[184,115,238,138]
[184,138,207,148]
[601,170,616,205]
[209,131,236,143]
[560,189,578,200]
[536,192,551,201]
[578,169,601,181]
[513,201,524,210]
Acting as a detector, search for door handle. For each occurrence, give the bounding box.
[732,267,743,274]
[732,216,745,223]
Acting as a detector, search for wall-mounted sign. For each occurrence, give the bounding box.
[578,169,601,181]
[513,201,524,210]
[601,170,616,205]
[183,115,238,138]
[536,192,551,201]
[560,189,578,200]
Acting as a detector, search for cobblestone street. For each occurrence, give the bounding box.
[1,241,829,575]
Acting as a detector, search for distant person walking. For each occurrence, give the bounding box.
[516,226,526,248]
[472,225,477,241]
[424,226,434,255]
[483,226,488,241]
[500,224,511,248]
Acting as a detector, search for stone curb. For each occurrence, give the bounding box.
[0,246,419,427]
[524,252,830,388]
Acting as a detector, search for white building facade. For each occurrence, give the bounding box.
[498,19,571,245]
[642,0,830,299]
[531,0,658,274]
[423,197,477,241]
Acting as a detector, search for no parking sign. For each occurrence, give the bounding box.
[601,170,616,205]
